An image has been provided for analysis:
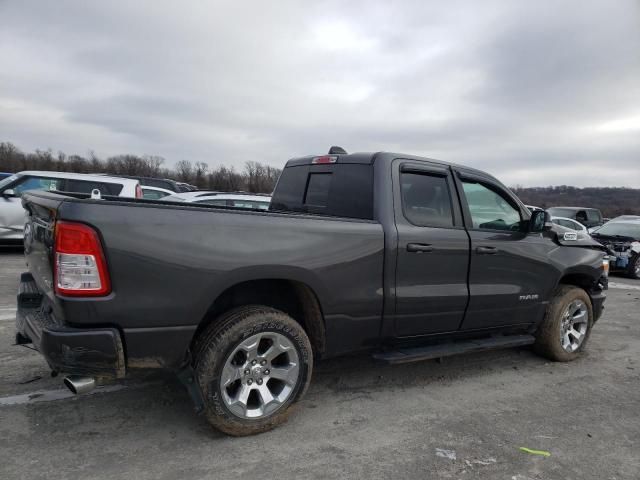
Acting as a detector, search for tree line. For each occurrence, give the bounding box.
[3,142,639,213]
[0,142,281,193]
[511,185,640,218]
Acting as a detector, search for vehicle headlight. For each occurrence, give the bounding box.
[602,255,610,277]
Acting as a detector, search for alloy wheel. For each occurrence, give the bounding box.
[559,299,589,353]
[220,332,300,419]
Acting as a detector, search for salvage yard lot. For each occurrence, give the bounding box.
[1,249,639,480]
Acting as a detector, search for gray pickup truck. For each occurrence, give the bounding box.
[16,150,608,436]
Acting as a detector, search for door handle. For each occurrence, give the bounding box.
[476,246,498,254]
[407,243,434,253]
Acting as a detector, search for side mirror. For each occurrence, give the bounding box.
[1,189,16,198]
[528,210,549,233]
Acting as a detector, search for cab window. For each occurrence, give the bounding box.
[462,181,521,231]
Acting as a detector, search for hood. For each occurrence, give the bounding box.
[549,223,606,250]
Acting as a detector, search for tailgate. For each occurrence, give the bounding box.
[17,191,126,378]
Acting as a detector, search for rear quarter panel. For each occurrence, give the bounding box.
[56,200,385,363]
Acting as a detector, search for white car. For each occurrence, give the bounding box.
[551,216,589,233]
[0,171,141,242]
[163,191,271,210]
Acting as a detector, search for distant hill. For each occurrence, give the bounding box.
[512,186,640,218]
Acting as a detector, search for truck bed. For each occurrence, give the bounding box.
[21,191,385,369]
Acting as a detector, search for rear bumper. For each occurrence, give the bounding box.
[16,274,125,378]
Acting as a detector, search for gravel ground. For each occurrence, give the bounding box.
[0,249,638,480]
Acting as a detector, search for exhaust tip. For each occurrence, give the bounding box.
[63,375,96,395]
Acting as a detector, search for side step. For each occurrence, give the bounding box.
[372,334,535,365]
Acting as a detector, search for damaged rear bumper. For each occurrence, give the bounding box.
[15,273,125,378]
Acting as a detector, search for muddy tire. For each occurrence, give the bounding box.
[534,285,593,362]
[627,254,640,280]
[193,305,313,436]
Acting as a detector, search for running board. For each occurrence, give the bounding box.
[372,335,535,365]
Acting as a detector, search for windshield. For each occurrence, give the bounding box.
[0,173,20,190]
[593,222,640,239]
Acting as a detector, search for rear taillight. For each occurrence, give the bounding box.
[135,184,143,198]
[54,221,111,296]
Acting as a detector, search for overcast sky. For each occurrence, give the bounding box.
[1,1,639,186]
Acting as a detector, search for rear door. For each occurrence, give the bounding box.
[454,170,557,330]
[392,160,470,336]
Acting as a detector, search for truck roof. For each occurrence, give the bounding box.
[285,151,500,183]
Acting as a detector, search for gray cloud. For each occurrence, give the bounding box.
[0,0,639,186]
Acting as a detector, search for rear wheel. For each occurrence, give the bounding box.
[193,306,313,436]
[534,285,593,362]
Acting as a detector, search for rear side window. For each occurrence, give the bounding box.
[271,164,373,220]
[401,173,453,227]
[63,180,123,196]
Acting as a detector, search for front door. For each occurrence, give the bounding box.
[393,160,470,337]
[455,171,557,330]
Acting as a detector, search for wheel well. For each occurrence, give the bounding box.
[558,273,596,292]
[192,279,326,355]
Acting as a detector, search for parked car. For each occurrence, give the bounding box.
[551,216,589,233]
[547,206,604,229]
[608,215,640,223]
[17,150,608,436]
[164,191,271,210]
[0,172,12,180]
[141,186,175,199]
[0,171,141,242]
[591,219,640,279]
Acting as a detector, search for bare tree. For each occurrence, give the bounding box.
[0,142,281,194]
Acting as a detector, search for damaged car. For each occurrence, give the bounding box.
[591,220,640,279]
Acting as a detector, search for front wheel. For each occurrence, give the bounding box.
[193,306,313,436]
[534,285,593,362]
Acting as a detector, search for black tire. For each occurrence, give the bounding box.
[534,285,593,362]
[627,253,640,279]
[193,305,313,436]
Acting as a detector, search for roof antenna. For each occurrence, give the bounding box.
[328,146,347,155]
